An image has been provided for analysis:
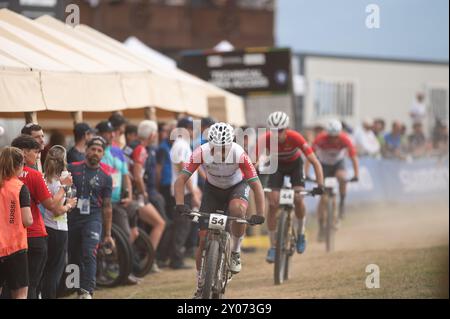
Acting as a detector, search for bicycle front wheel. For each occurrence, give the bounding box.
[274,209,291,285]
[326,197,336,252]
[202,239,220,299]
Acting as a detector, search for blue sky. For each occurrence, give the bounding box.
[276,0,449,61]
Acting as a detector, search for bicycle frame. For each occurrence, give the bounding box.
[264,186,315,284]
[185,210,251,299]
[313,177,355,252]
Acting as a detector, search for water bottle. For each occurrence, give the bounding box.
[103,241,113,255]
[61,170,69,178]
[66,185,77,199]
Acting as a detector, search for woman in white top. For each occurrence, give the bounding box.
[40,145,76,299]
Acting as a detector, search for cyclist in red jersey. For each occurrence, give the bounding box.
[305,119,359,240]
[257,112,324,263]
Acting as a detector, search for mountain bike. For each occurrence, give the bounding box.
[184,210,259,299]
[264,186,317,285]
[308,177,355,252]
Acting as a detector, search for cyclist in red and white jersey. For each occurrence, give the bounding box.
[305,119,359,240]
[174,122,266,298]
[257,112,324,263]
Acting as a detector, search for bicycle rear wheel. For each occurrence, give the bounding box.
[326,197,336,252]
[202,239,220,299]
[283,221,296,281]
[274,209,291,285]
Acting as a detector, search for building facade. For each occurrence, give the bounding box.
[294,54,449,133]
[73,0,275,58]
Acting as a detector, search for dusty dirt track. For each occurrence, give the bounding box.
[93,200,449,299]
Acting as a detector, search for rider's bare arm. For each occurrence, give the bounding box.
[344,135,359,179]
[248,179,265,216]
[304,158,311,179]
[306,153,324,187]
[350,156,359,179]
[177,160,200,197]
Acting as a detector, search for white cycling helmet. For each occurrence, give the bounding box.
[326,119,343,136]
[208,122,234,147]
[267,111,289,130]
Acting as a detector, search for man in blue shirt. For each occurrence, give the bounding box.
[383,121,407,159]
[155,123,173,267]
[68,137,113,299]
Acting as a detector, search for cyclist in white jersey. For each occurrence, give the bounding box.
[174,123,266,297]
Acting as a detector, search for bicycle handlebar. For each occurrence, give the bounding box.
[263,188,317,196]
[183,210,252,225]
[305,177,357,184]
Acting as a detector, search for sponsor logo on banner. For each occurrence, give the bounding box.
[399,166,449,194]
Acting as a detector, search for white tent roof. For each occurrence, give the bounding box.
[123,36,177,69]
[0,50,46,112]
[74,22,246,124]
[0,9,246,125]
[0,50,30,70]
[0,9,133,111]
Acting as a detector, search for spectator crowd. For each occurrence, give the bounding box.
[0,108,448,299]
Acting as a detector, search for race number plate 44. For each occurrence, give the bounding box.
[279,189,295,205]
[208,214,228,230]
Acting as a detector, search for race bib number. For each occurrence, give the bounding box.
[208,214,228,231]
[279,189,295,205]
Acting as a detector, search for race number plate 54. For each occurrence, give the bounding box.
[279,189,295,205]
[208,214,228,230]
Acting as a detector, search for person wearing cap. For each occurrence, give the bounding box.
[353,118,381,157]
[67,136,114,299]
[67,123,95,164]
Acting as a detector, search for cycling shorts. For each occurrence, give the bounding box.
[267,156,305,189]
[199,180,250,231]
